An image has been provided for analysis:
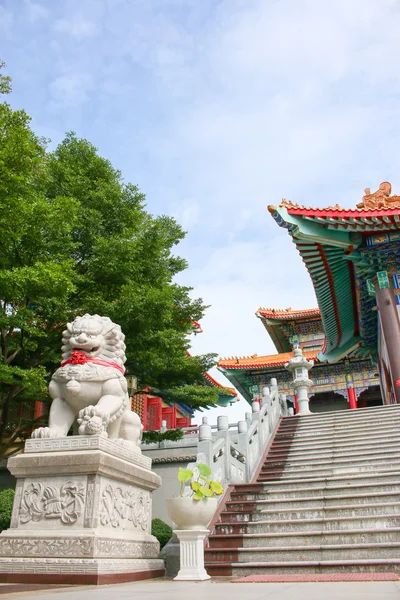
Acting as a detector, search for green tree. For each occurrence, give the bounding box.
[0,63,218,459]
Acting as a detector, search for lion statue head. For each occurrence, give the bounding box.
[61,314,126,368]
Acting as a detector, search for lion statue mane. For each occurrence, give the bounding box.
[32,314,143,451]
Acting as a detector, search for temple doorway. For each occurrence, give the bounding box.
[357,385,383,408]
[308,391,348,413]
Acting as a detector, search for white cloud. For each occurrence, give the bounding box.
[25,0,48,23]
[49,73,93,107]
[53,14,100,38]
[176,201,200,231]
[0,6,13,33]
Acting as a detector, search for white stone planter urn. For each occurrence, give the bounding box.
[166,497,217,581]
[166,497,217,530]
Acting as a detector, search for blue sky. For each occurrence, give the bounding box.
[2,0,400,423]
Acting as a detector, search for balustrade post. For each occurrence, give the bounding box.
[245,412,252,428]
[251,400,263,460]
[261,386,270,406]
[197,417,213,469]
[237,420,249,481]
[216,415,230,485]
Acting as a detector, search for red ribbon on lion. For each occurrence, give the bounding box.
[61,350,125,375]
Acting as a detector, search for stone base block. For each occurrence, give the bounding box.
[0,435,165,584]
[0,557,165,585]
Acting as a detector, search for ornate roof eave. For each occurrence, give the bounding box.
[256,307,321,320]
[268,207,353,248]
[217,367,253,402]
[201,370,238,406]
[317,336,362,363]
[268,208,359,362]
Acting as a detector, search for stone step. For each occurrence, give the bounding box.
[227,491,400,511]
[279,405,400,426]
[282,404,400,421]
[280,405,400,431]
[258,462,400,480]
[257,469,400,487]
[231,480,400,500]
[206,558,400,576]
[267,447,400,465]
[214,513,400,535]
[205,542,400,563]
[274,422,400,442]
[272,433,400,451]
[268,438,400,459]
[271,431,400,452]
[208,528,400,548]
[221,501,400,523]
[239,470,400,491]
[262,447,400,467]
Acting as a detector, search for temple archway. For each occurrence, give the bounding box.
[308,391,348,413]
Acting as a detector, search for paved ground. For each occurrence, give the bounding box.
[2,578,400,599]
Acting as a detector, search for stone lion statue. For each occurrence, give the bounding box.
[32,314,143,451]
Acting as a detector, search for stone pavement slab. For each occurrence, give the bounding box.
[2,579,400,600]
[232,573,400,582]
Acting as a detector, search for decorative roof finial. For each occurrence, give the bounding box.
[357,181,400,210]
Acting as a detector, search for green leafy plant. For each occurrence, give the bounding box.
[178,463,224,500]
[151,518,172,550]
[142,429,185,445]
[0,488,14,531]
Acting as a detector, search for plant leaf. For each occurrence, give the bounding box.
[191,481,200,492]
[199,485,213,497]
[193,492,203,500]
[210,481,224,495]
[178,468,193,483]
[197,463,211,477]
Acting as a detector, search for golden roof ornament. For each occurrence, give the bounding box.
[357,181,400,210]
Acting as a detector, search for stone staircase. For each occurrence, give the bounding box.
[205,404,400,576]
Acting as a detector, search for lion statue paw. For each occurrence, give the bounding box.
[31,427,60,439]
[77,405,110,436]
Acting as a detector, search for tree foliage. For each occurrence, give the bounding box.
[0,63,219,458]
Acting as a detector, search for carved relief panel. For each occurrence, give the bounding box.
[16,477,87,529]
[98,480,151,533]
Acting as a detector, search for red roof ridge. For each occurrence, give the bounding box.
[269,182,400,214]
[256,307,320,319]
[219,349,318,369]
[203,371,238,396]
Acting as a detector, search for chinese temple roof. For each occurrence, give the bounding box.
[186,323,237,406]
[189,320,203,334]
[256,307,321,320]
[202,370,238,407]
[219,350,318,370]
[268,182,400,362]
[256,306,323,352]
[218,349,319,401]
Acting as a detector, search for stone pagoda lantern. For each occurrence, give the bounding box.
[285,345,314,416]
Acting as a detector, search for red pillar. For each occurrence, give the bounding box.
[347,387,358,410]
[375,286,400,404]
[34,401,44,420]
[294,394,299,414]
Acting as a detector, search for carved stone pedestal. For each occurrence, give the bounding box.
[173,530,210,581]
[0,436,165,584]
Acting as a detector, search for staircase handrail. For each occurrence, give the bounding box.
[194,378,286,487]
